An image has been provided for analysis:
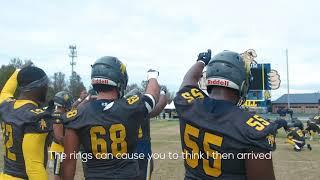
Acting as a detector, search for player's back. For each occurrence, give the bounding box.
[0,99,52,179]
[288,127,305,142]
[308,122,320,133]
[64,96,149,180]
[174,86,277,180]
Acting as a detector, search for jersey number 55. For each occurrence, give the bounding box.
[183,123,223,177]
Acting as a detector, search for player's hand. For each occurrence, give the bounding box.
[147,69,159,80]
[160,86,167,95]
[85,95,97,101]
[197,49,212,65]
[80,91,88,100]
[21,61,34,69]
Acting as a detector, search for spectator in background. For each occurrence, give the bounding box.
[72,90,88,108]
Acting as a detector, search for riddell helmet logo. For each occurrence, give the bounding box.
[207,79,230,87]
[92,78,109,85]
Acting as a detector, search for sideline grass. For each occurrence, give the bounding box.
[0,119,319,180]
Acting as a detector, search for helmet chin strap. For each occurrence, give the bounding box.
[237,97,246,107]
[118,90,123,99]
[237,81,248,107]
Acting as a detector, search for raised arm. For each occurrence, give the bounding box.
[180,49,211,89]
[149,90,168,118]
[0,69,19,104]
[145,70,160,105]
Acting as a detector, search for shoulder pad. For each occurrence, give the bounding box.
[5,98,14,103]
[26,107,52,121]
[63,108,79,123]
[244,114,277,150]
[0,98,13,108]
[245,114,273,133]
[30,108,46,115]
[174,86,206,105]
[24,116,53,133]
[125,95,140,105]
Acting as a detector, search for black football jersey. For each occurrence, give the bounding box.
[174,86,277,180]
[306,122,320,133]
[287,127,305,142]
[63,95,153,179]
[0,99,53,179]
[138,117,151,141]
[136,116,152,158]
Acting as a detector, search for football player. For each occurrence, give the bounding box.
[62,56,160,180]
[49,91,73,180]
[125,87,168,180]
[0,66,52,180]
[304,120,320,141]
[285,127,312,151]
[174,50,277,180]
[311,114,320,124]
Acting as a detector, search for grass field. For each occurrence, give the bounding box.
[148,120,320,180]
[1,120,320,180]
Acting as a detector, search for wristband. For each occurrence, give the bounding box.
[197,61,206,65]
[147,71,159,80]
[160,90,166,95]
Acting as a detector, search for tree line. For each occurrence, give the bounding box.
[0,58,175,104]
[0,58,86,102]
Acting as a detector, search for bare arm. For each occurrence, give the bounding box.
[62,129,80,180]
[71,99,82,109]
[74,95,97,108]
[72,91,90,108]
[245,155,275,180]
[0,69,19,104]
[180,49,211,90]
[145,77,160,104]
[180,62,205,90]
[53,124,64,145]
[149,94,167,118]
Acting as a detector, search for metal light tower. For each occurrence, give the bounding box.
[286,49,290,109]
[69,45,77,77]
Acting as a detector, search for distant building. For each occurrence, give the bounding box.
[272,93,320,114]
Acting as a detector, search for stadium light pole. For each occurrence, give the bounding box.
[286,49,290,109]
[69,45,77,78]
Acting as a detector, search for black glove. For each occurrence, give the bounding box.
[44,100,55,114]
[197,49,212,65]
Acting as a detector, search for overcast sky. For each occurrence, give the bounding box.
[0,0,319,99]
